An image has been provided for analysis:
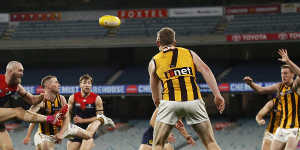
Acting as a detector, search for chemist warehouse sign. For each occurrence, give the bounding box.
[22,82,279,95]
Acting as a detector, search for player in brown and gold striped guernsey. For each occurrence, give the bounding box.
[244,49,300,150]
[149,27,225,150]
[256,97,282,150]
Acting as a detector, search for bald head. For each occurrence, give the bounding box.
[5,61,24,85]
[6,61,23,71]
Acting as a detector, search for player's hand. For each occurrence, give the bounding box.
[214,95,225,114]
[175,120,184,129]
[186,136,196,146]
[243,76,253,85]
[54,133,64,144]
[167,133,176,143]
[73,115,84,124]
[278,49,290,63]
[41,92,53,102]
[23,136,31,145]
[256,118,266,126]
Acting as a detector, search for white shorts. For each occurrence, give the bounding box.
[156,99,209,125]
[274,128,299,143]
[34,132,56,146]
[263,131,274,141]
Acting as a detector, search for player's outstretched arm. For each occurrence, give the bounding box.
[243,76,280,94]
[17,85,44,105]
[278,49,300,77]
[256,100,274,126]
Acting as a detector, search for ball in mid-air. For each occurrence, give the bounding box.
[99,15,121,28]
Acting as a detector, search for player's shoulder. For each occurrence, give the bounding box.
[176,46,189,51]
[59,94,65,99]
[90,92,98,97]
[152,51,162,60]
[73,92,81,98]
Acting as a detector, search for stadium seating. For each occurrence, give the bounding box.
[22,66,116,85]
[225,13,300,34]
[223,61,282,82]
[0,23,8,37]
[13,60,284,85]
[12,17,221,40]
[13,21,107,40]
[112,61,283,84]
[9,119,265,150]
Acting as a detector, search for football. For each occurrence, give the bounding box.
[99,15,121,28]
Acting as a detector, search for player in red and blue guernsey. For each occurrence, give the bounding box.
[67,74,115,150]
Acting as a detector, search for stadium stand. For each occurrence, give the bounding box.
[12,17,222,40]
[225,13,300,34]
[21,66,116,85]
[113,66,148,84]
[13,60,284,85]
[0,23,8,38]
[13,21,107,40]
[112,61,283,84]
[8,119,265,150]
[222,61,282,82]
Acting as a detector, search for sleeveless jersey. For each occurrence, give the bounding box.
[266,98,281,134]
[39,94,62,135]
[278,83,300,129]
[0,74,18,107]
[153,47,201,101]
[73,92,97,129]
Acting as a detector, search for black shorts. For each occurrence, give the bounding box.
[69,134,97,143]
[0,123,6,132]
[141,126,154,146]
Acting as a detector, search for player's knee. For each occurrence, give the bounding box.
[153,135,165,146]
[202,135,217,147]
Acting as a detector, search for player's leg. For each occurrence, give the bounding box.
[191,120,221,150]
[39,141,55,150]
[138,144,152,150]
[262,131,273,150]
[67,141,81,150]
[164,143,174,150]
[185,100,220,150]
[0,107,66,125]
[68,125,93,139]
[0,129,14,150]
[271,140,286,150]
[36,146,41,150]
[284,136,298,150]
[152,122,174,150]
[85,120,101,136]
[0,107,47,122]
[79,139,95,150]
[262,139,272,150]
[272,128,288,150]
[153,100,179,150]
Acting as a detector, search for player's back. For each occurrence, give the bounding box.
[153,47,201,102]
